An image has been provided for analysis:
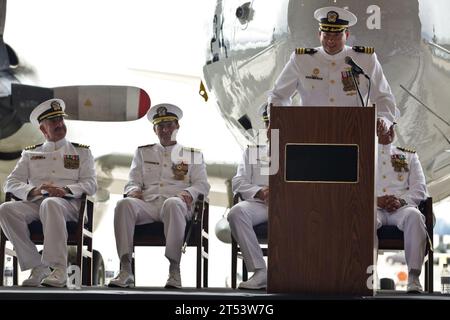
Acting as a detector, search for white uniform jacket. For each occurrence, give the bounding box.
[125,143,210,202]
[4,138,97,200]
[377,144,428,206]
[268,45,399,125]
[232,145,269,201]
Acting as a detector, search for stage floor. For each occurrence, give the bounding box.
[0,286,449,300]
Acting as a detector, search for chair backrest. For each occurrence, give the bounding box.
[0,192,94,286]
[130,194,209,288]
[133,196,208,246]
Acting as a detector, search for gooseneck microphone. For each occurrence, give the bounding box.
[345,56,364,75]
[344,56,371,106]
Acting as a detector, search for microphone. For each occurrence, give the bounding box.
[344,56,371,107]
[344,56,365,75]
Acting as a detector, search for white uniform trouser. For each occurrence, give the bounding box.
[0,197,79,271]
[377,206,427,272]
[227,200,268,272]
[114,196,192,264]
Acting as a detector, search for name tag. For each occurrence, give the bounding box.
[30,155,46,160]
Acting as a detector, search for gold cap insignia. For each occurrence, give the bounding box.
[327,11,338,23]
[157,106,167,116]
[51,100,62,111]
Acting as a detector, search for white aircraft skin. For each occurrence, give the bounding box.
[1,0,450,289]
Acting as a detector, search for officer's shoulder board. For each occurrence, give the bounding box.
[182,146,201,153]
[397,146,416,154]
[138,144,156,149]
[352,46,375,54]
[71,142,90,149]
[24,143,43,151]
[295,48,317,55]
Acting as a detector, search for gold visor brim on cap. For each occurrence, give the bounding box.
[153,115,178,125]
[319,23,347,32]
[38,111,68,122]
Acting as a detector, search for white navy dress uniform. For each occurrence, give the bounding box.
[228,104,269,289]
[268,6,399,126]
[228,146,268,266]
[0,98,96,286]
[377,144,428,287]
[112,103,210,287]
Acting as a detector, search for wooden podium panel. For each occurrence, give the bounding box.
[268,107,376,295]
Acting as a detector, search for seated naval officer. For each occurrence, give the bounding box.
[267,6,399,130]
[376,120,428,293]
[0,98,97,287]
[109,103,210,288]
[228,103,270,290]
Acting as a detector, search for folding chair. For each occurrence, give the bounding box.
[377,197,434,292]
[0,192,94,286]
[131,194,209,288]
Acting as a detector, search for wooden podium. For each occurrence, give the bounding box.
[268,106,376,295]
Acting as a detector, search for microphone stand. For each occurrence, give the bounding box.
[350,71,371,107]
[365,76,371,107]
[350,71,364,107]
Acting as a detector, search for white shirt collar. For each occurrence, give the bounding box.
[318,45,351,61]
[156,142,179,151]
[42,138,67,152]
